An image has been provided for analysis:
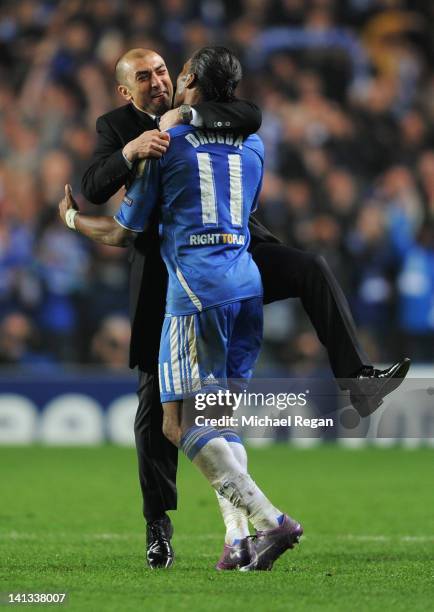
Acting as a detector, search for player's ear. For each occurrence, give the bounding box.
[185,73,197,89]
[118,84,132,101]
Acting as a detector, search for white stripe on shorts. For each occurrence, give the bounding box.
[178,316,188,393]
[158,363,163,393]
[186,315,201,392]
[163,362,171,393]
[169,317,182,394]
[181,317,192,393]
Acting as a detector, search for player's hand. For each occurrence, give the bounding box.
[159,108,183,131]
[123,129,170,162]
[58,184,78,226]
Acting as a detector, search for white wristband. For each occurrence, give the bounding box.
[65,208,78,230]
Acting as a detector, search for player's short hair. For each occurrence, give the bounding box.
[190,46,242,102]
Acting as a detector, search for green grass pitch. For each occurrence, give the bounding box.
[1,445,433,611]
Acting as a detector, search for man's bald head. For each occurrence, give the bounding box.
[115,48,157,86]
[115,48,173,115]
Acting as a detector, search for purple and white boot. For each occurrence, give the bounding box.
[215,537,255,570]
[240,515,303,571]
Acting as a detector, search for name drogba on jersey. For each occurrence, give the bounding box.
[185,130,244,150]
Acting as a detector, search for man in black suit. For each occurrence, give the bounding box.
[81,48,409,568]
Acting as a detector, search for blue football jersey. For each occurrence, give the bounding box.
[115,125,264,315]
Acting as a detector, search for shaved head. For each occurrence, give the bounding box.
[115,48,173,114]
[116,48,160,86]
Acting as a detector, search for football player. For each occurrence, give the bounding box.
[59,46,303,571]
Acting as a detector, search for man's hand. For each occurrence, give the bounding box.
[59,184,79,227]
[58,183,135,246]
[159,109,183,132]
[123,129,170,163]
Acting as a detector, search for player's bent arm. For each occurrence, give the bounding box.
[75,214,136,247]
[58,184,137,247]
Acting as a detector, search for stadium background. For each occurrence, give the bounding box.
[0,0,433,445]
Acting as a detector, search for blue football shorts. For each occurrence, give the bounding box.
[158,297,263,403]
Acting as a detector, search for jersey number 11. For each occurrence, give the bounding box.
[196,152,243,228]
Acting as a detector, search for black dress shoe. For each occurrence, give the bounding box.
[348,358,411,417]
[146,515,174,569]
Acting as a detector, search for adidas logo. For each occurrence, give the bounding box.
[202,373,217,386]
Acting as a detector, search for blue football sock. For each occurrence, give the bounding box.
[180,425,221,461]
[219,428,242,445]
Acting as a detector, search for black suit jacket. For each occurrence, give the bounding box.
[81,101,280,371]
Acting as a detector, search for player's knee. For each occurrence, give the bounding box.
[162,418,180,447]
[161,418,172,441]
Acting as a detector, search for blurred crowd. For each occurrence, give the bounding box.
[0,0,433,372]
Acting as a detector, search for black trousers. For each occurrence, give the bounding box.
[252,243,369,378]
[134,243,369,522]
[134,369,178,523]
